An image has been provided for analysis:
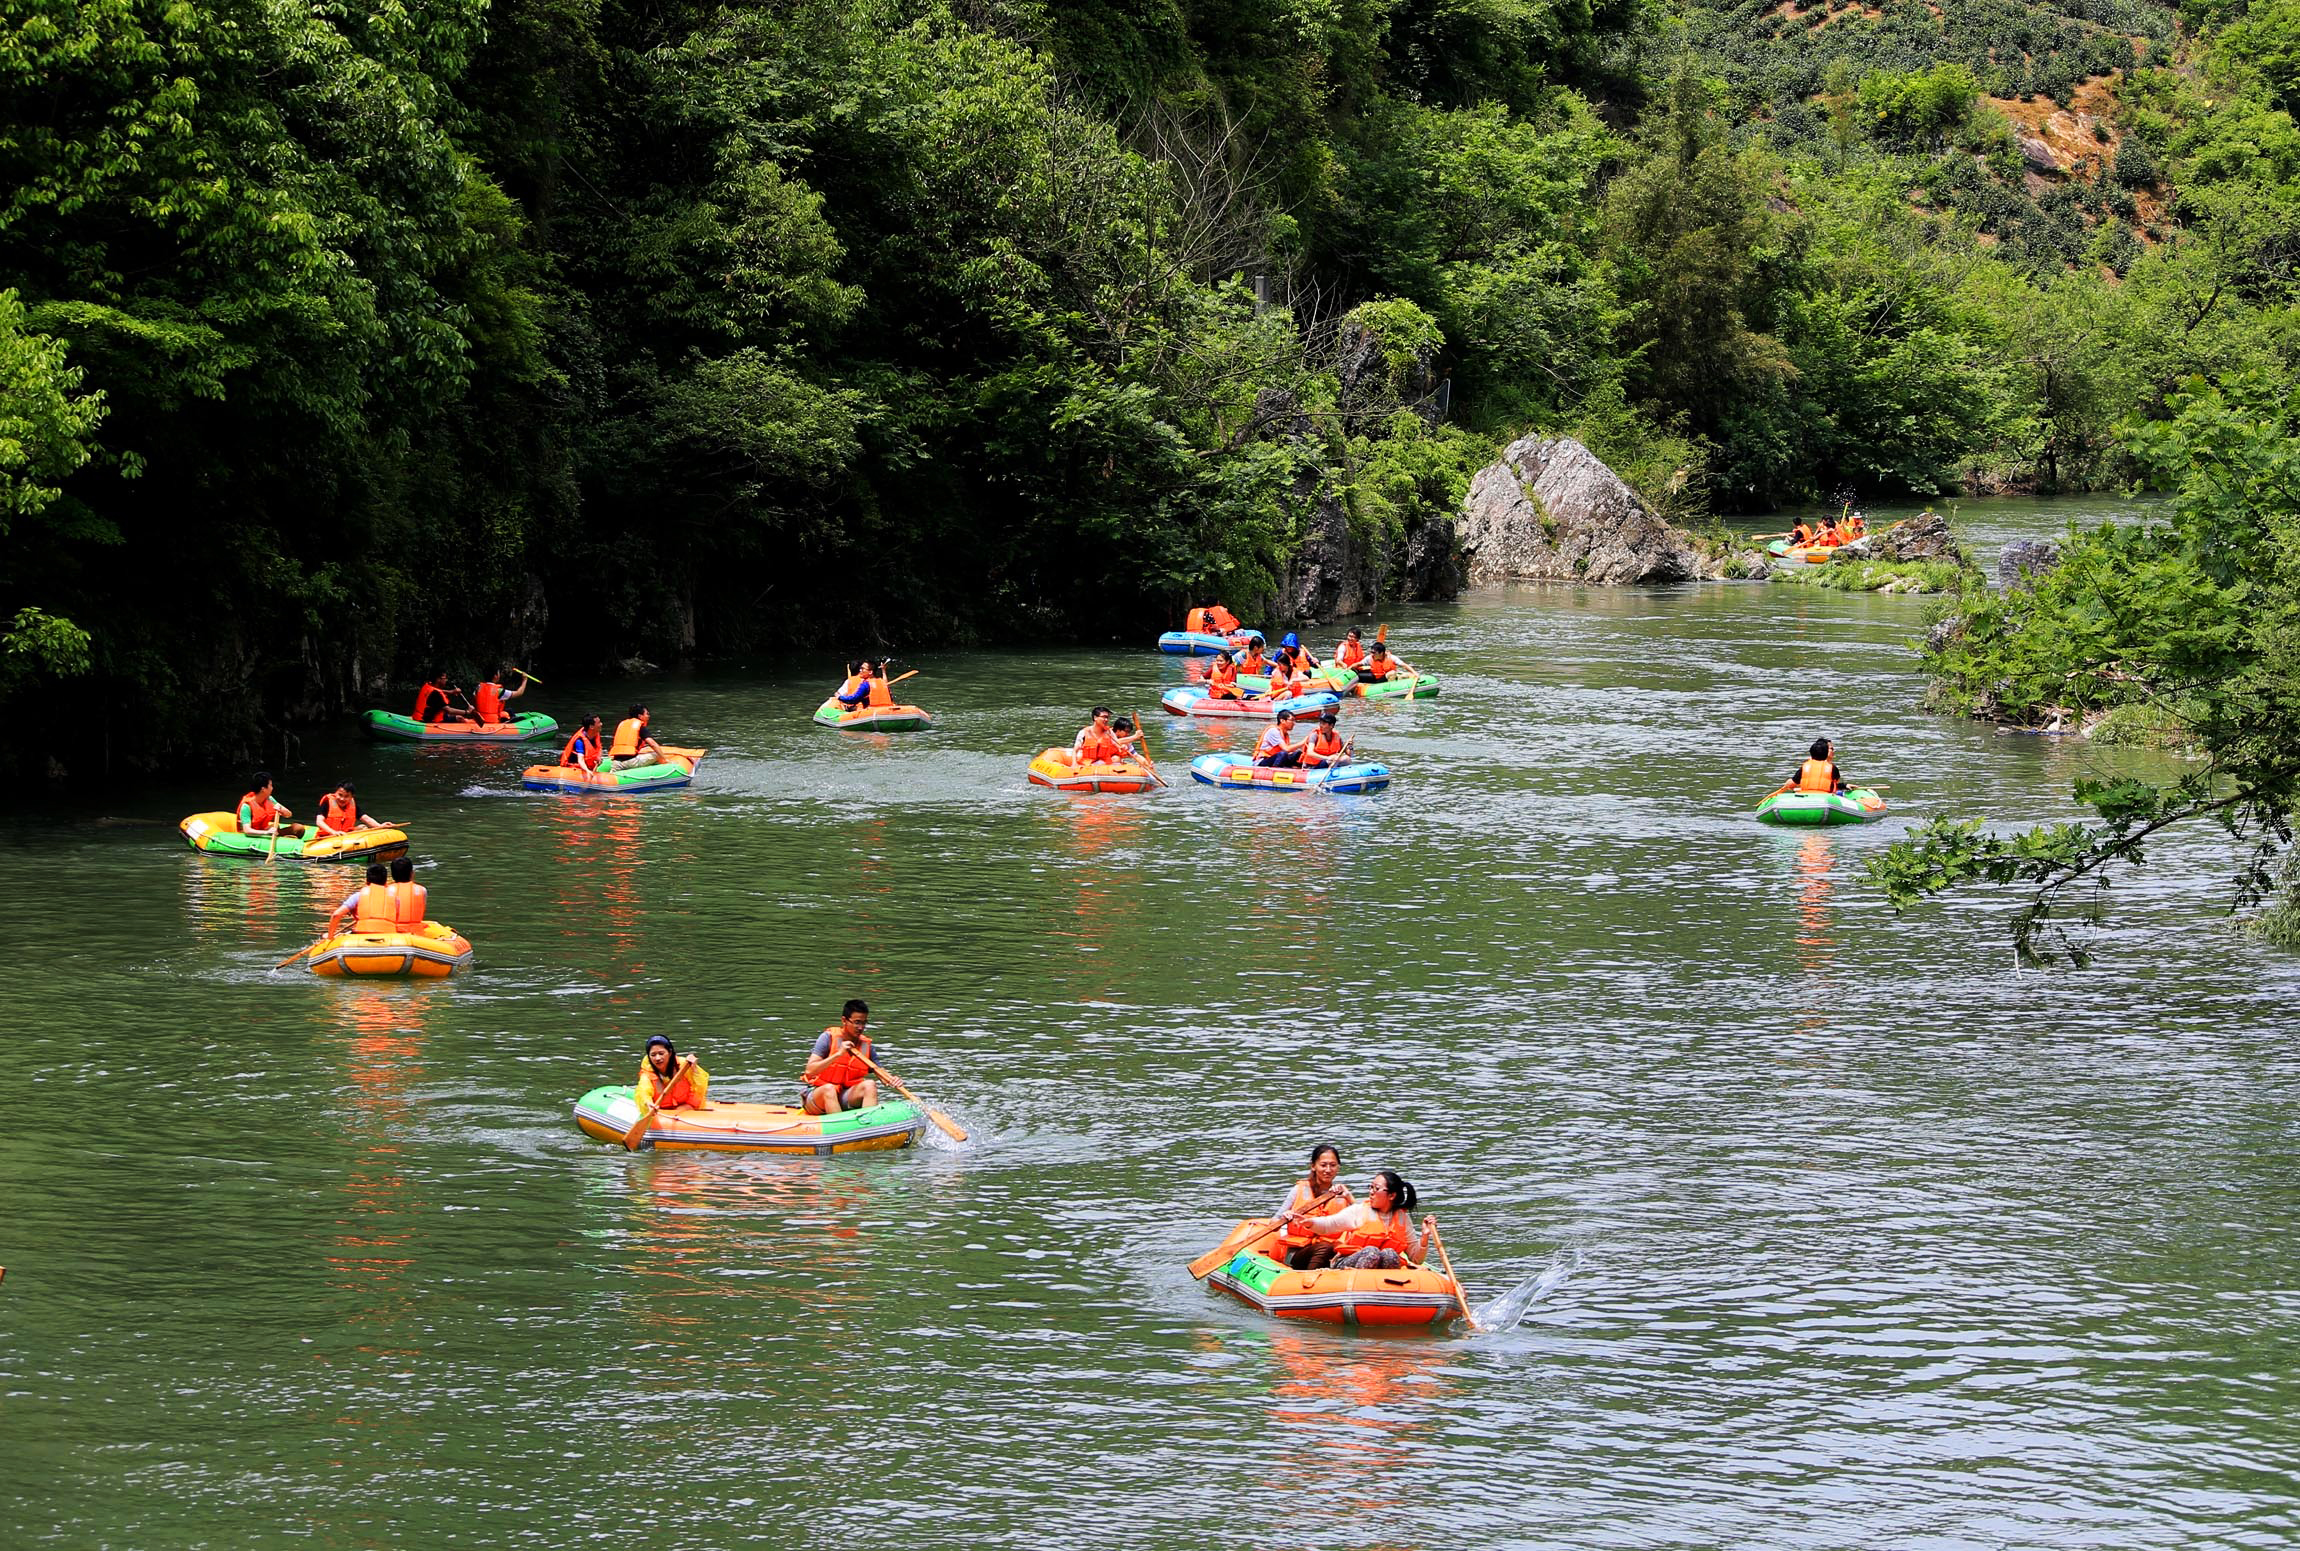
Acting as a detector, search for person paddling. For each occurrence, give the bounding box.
[328,863,395,935]
[1204,653,1246,701]
[802,1000,880,1114]
[1273,1143,1354,1269]
[638,1034,710,1111]
[605,704,664,770]
[1253,709,1308,768]
[1333,628,1367,670]
[559,714,605,772]
[1233,639,1270,676]
[313,781,382,837]
[1356,642,1416,685]
[1073,707,1141,766]
[473,667,527,725]
[1784,737,1849,794]
[413,674,469,724]
[1282,1170,1436,1271]
[238,771,306,841]
[1299,710,1352,768]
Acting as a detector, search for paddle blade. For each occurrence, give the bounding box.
[1189,1219,1272,1280]
[620,1103,658,1150]
[924,1106,968,1142]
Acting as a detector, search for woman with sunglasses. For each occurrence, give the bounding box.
[1279,1169,1435,1271]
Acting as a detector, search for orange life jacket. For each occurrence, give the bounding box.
[1276,1181,1339,1248]
[414,683,449,722]
[1797,758,1838,793]
[1207,658,1240,698]
[391,881,427,930]
[1076,727,1123,765]
[475,681,504,723]
[1235,649,1267,675]
[1335,639,1366,667]
[350,883,397,933]
[637,1058,705,1110]
[836,674,865,702]
[1334,1207,1412,1259]
[610,717,645,757]
[240,791,278,830]
[1186,608,1212,634]
[1263,666,1296,698]
[1254,726,1295,760]
[807,1032,872,1090]
[1307,727,1346,762]
[1209,606,1241,633]
[319,792,359,832]
[560,730,597,770]
[866,677,892,708]
[1360,656,1394,682]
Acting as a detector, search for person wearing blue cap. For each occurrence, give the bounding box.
[1278,630,1320,669]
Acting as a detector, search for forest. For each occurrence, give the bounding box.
[5,0,2300,768]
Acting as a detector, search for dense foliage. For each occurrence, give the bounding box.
[6,0,2300,769]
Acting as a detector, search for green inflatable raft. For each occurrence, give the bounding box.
[1356,673,1439,701]
[364,710,558,743]
[1754,787,1888,825]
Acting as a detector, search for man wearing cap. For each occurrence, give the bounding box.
[1252,709,1308,768]
[1300,710,1353,768]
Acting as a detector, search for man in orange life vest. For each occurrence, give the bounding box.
[1355,642,1416,685]
[605,704,664,770]
[1253,709,1308,768]
[558,714,605,772]
[385,855,428,929]
[472,668,527,725]
[1072,707,1141,767]
[328,864,396,935]
[313,781,383,837]
[1299,710,1352,768]
[238,770,306,840]
[1785,737,1849,794]
[412,674,470,724]
[802,1000,881,1115]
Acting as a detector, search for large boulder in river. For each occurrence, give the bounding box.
[1999,538,2061,590]
[1872,510,1963,564]
[1459,436,1702,585]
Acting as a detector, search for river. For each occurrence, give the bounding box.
[4,495,2295,1548]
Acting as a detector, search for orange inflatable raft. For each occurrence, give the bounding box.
[1025,747,1159,794]
[307,923,473,978]
[1202,1222,1465,1327]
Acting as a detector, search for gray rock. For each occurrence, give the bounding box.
[2018,135,2061,173]
[1872,510,1964,563]
[1268,387,1461,621]
[1458,435,1701,585]
[1922,612,1964,657]
[1998,538,2061,590]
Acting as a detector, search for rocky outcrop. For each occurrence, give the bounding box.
[1459,435,1706,585]
[1872,510,1964,564]
[1263,387,1460,622]
[1999,538,2060,590]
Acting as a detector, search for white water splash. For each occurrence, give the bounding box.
[1471,1250,1574,1331]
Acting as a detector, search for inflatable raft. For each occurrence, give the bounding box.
[1187,663,1360,695]
[1026,747,1160,794]
[1188,754,1391,794]
[364,710,557,743]
[571,1086,925,1154]
[1158,628,1264,657]
[179,812,408,863]
[521,746,705,794]
[1765,537,1869,566]
[1203,1223,1464,1327]
[1755,786,1888,825]
[813,700,934,731]
[1353,673,1439,701]
[1161,686,1342,720]
[308,923,473,978]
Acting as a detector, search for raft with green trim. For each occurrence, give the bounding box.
[179,812,409,862]
[814,700,934,731]
[1754,786,1888,826]
[521,746,705,794]
[1202,1221,1463,1327]
[364,710,558,743]
[1352,673,1439,701]
[571,1086,926,1154]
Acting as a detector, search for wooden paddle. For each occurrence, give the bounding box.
[1190,1187,1340,1280]
[620,1056,697,1149]
[1427,1220,1481,1330]
[273,939,322,971]
[858,1051,967,1142]
[1130,712,1168,788]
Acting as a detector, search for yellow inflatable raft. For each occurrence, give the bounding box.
[307,923,473,978]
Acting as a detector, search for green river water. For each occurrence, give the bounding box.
[4,496,2297,1548]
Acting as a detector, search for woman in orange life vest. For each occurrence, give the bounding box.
[1333,627,1367,669]
[1299,710,1352,768]
[1282,1170,1436,1272]
[1072,707,1141,767]
[237,770,306,839]
[1261,656,1301,701]
[802,999,879,1114]
[1785,737,1849,794]
[605,703,664,770]
[328,864,395,934]
[1252,709,1308,768]
[1204,653,1245,701]
[1273,1143,1355,1270]
[472,667,526,725]
[559,714,605,772]
[412,674,469,724]
[637,1035,710,1111]
[313,781,380,837]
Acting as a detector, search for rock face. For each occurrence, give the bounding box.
[1266,387,1461,622]
[1459,436,1702,585]
[1999,538,2061,590]
[1872,510,1964,564]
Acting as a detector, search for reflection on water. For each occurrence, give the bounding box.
[5,497,2300,1548]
